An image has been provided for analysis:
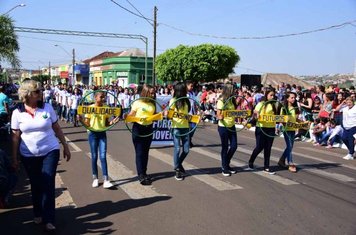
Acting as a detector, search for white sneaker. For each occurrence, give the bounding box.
[45,223,56,231]
[103,180,114,189]
[92,179,99,188]
[343,154,354,160]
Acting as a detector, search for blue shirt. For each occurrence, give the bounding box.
[0,93,9,114]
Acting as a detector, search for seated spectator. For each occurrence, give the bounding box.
[311,96,322,120]
[314,119,341,147]
[325,119,343,148]
[312,117,327,144]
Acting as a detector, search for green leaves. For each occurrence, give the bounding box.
[0,15,20,68]
[155,44,239,82]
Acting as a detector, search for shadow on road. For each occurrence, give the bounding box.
[1,193,171,234]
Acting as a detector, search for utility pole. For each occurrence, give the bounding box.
[153,6,157,86]
[72,48,75,86]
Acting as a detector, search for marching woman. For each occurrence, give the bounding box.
[216,84,238,176]
[334,96,356,160]
[126,84,157,185]
[248,87,280,174]
[278,92,299,172]
[169,82,191,181]
[11,79,71,231]
[82,91,119,189]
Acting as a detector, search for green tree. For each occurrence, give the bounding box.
[155,44,239,82]
[0,15,20,68]
[31,75,50,84]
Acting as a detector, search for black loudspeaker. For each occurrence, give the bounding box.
[240,74,261,88]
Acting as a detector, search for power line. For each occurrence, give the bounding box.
[110,0,153,24]
[125,0,153,27]
[107,1,356,40]
[18,34,141,50]
[159,20,356,40]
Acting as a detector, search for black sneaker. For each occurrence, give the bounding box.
[190,142,194,148]
[222,169,231,177]
[138,174,152,185]
[246,163,255,171]
[175,170,184,181]
[179,165,186,174]
[228,167,237,174]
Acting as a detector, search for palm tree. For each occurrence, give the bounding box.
[0,15,20,68]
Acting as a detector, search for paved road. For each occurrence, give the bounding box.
[1,121,356,235]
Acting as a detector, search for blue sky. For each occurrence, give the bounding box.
[1,0,356,76]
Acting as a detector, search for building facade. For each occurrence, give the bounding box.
[89,56,153,87]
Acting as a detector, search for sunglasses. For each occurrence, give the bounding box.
[32,89,43,94]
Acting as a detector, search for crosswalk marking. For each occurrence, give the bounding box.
[301,168,355,182]
[236,146,356,183]
[150,149,243,191]
[296,146,341,158]
[192,147,299,186]
[65,136,82,153]
[87,153,167,199]
[273,146,356,172]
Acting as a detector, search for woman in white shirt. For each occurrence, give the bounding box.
[335,96,356,160]
[11,80,71,231]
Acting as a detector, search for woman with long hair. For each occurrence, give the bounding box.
[248,87,279,174]
[216,84,238,176]
[126,84,157,185]
[332,92,345,125]
[278,92,299,172]
[299,89,313,122]
[169,82,191,181]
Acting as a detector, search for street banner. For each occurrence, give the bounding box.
[152,95,173,146]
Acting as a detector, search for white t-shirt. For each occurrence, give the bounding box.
[106,90,117,105]
[11,103,60,157]
[59,90,67,106]
[70,94,81,109]
[54,87,61,102]
[341,105,356,130]
[43,89,52,99]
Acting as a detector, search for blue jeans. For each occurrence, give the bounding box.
[189,122,196,144]
[342,126,356,155]
[70,109,77,124]
[249,127,275,169]
[21,149,60,224]
[282,131,295,163]
[88,131,108,179]
[132,123,153,176]
[172,128,190,170]
[318,131,333,145]
[218,126,237,170]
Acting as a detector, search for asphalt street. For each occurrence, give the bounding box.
[1,121,356,235]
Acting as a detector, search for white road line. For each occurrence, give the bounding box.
[302,168,355,182]
[192,147,299,186]
[150,149,243,191]
[64,135,165,199]
[87,153,166,199]
[55,174,77,208]
[296,146,342,158]
[236,146,356,182]
[272,146,356,172]
[65,136,82,153]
